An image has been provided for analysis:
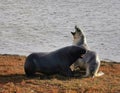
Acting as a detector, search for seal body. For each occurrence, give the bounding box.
[24,45,86,77]
[71,26,104,77]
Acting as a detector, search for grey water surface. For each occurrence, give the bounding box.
[0,0,120,62]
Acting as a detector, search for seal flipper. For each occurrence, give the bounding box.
[59,66,73,77]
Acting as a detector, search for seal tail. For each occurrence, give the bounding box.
[24,56,36,77]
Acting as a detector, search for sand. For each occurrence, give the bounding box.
[0,54,120,93]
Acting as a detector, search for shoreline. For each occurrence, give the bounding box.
[0,54,119,63]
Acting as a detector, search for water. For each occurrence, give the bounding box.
[0,0,120,62]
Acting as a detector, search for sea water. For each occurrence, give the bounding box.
[0,0,120,62]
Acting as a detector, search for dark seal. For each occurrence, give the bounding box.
[24,45,86,77]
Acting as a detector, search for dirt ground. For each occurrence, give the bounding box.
[0,54,120,93]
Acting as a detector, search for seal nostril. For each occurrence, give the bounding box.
[83,50,85,54]
[82,49,86,54]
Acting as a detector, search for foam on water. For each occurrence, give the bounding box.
[0,0,120,62]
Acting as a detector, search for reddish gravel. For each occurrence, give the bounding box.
[0,54,120,93]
